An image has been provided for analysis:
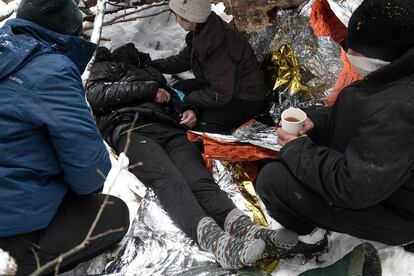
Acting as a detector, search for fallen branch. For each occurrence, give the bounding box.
[83,2,168,31]
[82,0,108,86]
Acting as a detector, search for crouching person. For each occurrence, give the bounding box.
[256,0,414,249]
[0,1,129,275]
[151,0,267,134]
[85,43,311,269]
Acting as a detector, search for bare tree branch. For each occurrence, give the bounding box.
[89,227,125,241]
[29,195,124,276]
[110,9,169,24]
[31,247,41,269]
[128,162,144,170]
[83,2,168,31]
[123,112,139,154]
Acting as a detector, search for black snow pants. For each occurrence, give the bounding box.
[173,79,264,134]
[116,124,236,240]
[256,161,414,245]
[0,192,129,276]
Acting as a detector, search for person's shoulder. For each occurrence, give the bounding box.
[22,53,80,84]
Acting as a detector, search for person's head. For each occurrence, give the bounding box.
[346,0,414,77]
[169,0,211,31]
[347,0,414,62]
[16,0,83,36]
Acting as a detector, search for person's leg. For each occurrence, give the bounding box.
[117,131,207,239]
[163,131,236,228]
[194,99,264,133]
[0,192,129,276]
[256,161,414,245]
[117,130,265,269]
[256,162,317,235]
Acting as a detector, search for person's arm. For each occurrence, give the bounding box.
[35,58,111,195]
[304,105,332,146]
[86,61,159,114]
[151,33,192,74]
[184,48,236,109]
[279,101,414,209]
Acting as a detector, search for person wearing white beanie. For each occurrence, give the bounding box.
[152,0,267,133]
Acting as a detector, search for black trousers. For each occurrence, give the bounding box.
[0,192,129,276]
[117,124,236,240]
[256,161,414,245]
[174,79,264,134]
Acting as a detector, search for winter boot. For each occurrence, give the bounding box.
[197,217,265,269]
[299,242,382,276]
[224,208,327,258]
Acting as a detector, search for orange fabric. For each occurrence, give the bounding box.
[187,126,278,170]
[325,50,361,106]
[310,0,347,44]
[310,0,361,106]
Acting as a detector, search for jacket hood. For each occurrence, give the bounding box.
[0,18,96,80]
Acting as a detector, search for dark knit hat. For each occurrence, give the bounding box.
[347,0,414,61]
[16,0,83,36]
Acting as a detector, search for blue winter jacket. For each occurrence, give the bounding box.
[0,19,111,237]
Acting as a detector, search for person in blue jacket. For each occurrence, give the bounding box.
[0,1,129,275]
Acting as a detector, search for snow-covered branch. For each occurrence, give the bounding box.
[82,0,107,85]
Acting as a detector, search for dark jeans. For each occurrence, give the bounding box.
[256,161,414,245]
[0,192,129,276]
[117,124,236,240]
[174,79,264,134]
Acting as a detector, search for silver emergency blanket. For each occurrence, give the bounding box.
[68,1,362,275]
[81,161,257,276]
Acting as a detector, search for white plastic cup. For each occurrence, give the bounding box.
[281,108,307,136]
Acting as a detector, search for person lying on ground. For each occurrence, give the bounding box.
[150,0,267,134]
[256,0,414,251]
[0,1,129,275]
[86,43,322,269]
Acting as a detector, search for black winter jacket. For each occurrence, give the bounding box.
[151,13,266,109]
[280,48,414,216]
[86,44,183,147]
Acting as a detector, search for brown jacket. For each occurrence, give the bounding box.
[151,13,266,109]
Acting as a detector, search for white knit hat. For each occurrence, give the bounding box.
[169,0,211,23]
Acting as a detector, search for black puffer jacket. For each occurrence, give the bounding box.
[86,44,183,147]
[151,13,266,109]
[280,48,414,215]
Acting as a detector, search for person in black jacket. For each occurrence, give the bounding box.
[86,43,316,269]
[256,0,414,247]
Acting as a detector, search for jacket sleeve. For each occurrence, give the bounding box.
[279,100,414,209]
[151,33,192,74]
[35,59,111,195]
[86,61,159,114]
[305,105,332,146]
[185,47,236,109]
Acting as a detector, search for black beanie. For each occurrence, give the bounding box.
[16,0,83,36]
[347,0,414,61]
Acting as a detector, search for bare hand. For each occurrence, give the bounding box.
[180,110,197,128]
[155,88,171,103]
[298,117,315,136]
[277,127,303,147]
